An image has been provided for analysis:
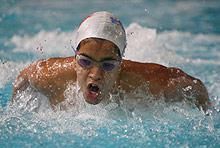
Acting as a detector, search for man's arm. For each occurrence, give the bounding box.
[11,57,77,107]
[164,67,210,112]
[11,64,32,103]
[120,60,210,111]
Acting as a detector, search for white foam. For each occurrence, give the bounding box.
[3,23,220,111]
[7,23,220,67]
[157,30,220,52]
[125,23,180,65]
[6,23,177,66]
[6,29,76,57]
[0,61,30,88]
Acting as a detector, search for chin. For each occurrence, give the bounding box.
[85,98,101,105]
[82,83,105,105]
[84,96,103,105]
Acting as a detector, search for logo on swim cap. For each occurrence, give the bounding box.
[75,11,127,56]
[110,16,121,25]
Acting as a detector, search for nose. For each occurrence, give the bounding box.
[88,65,104,81]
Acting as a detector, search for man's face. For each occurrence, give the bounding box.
[75,38,121,105]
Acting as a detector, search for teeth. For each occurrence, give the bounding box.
[91,84,96,87]
[90,91,98,94]
[88,83,99,93]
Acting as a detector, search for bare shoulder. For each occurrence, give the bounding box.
[33,56,76,80]
[119,59,210,110]
[165,67,210,110]
[120,59,201,85]
[121,59,167,74]
[119,59,169,93]
[13,56,76,99]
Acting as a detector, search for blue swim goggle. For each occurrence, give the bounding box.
[76,54,121,72]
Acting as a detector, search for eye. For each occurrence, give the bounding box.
[78,58,92,68]
[102,62,116,71]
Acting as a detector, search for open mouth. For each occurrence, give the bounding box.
[85,83,101,104]
[88,83,100,93]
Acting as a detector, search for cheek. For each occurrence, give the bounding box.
[76,66,88,84]
[103,71,119,86]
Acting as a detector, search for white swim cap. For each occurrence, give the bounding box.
[75,11,126,57]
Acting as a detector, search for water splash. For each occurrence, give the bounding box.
[1,23,220,147]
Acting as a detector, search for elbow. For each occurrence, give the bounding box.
[11,70,30,103]
[190,79,210,112]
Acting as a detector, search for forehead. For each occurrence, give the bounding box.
[77,38,120,60]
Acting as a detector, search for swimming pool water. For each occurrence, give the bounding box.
[1,0,220,147]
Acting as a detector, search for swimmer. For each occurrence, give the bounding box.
[12,11,210,111]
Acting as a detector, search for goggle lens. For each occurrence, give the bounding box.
[76,55,120,72]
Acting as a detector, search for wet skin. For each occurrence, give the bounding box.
[74,38,121,105]
[12,38,210,111]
